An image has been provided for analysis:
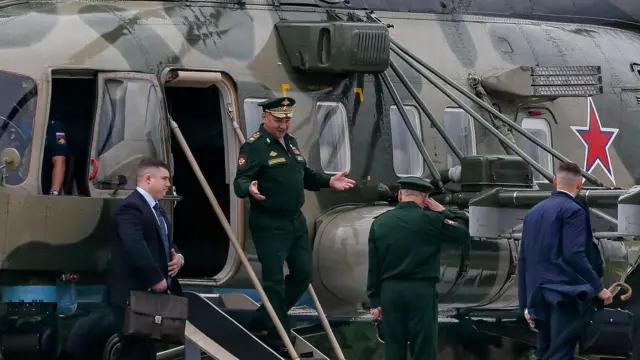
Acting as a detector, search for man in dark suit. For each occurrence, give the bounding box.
[104,157,184,360]
[518,162,612,360]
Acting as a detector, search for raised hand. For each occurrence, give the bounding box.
[329,171,356,191]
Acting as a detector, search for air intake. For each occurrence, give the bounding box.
[482,65,603,98]
[275,21,390,74]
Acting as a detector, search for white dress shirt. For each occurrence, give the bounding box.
[556,189,575,198]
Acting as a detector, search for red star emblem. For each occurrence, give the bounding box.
[570,97,619,184]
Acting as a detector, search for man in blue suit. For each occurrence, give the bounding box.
[104,157,185,360]
[518,162,612,359]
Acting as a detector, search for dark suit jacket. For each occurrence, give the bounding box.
[518,190,604,320]
[105,189,183,308]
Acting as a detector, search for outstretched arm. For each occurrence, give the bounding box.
[303,165,331,191]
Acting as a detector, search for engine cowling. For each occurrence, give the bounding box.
[311,204,518,315]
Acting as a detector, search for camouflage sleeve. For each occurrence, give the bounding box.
[437,209,471,246]
[366,225,381,308]
[303,166,331,191]
[233,143,260,198]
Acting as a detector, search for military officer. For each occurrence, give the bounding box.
[367,176,471,360]
[233,96,355,357]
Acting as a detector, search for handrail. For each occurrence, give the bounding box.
[169,120,299,360]
[379,71,443,189]
[387,41,619,226]
[389,40,605,188]
[388,44,555,184]
[229,122,346,360]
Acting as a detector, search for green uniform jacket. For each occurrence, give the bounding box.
[366,202,471,307]
[233,124,331,217]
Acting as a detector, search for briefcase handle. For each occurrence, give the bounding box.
[147,287,171,295]
[608,282,632,301]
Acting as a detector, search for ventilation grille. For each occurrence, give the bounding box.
[352,30,390,66]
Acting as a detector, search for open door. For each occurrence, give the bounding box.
[87,72,170,199]
[160,69,245,286]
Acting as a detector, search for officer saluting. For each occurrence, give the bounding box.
[233,96,355,357]
[367,176,471,360]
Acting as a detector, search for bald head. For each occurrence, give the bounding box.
[553,162,583,196]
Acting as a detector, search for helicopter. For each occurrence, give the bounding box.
[2,0,640,359]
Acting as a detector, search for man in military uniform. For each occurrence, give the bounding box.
[41,115,68,195]
[367,177,471,360]
[233,96,355,356]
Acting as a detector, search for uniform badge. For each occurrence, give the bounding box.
[248,132,261,143]
[444,219,457,226]
[56,132,66,145]
[270,151,278,156]
[268,158,286,166]
[238,154,247,168]
[290,144,301,155]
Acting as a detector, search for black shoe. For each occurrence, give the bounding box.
[272,345,294,359]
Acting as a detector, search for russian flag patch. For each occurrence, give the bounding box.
[56,132,66,145]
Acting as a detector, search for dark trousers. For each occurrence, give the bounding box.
[249,211,312,347]
[109,304,158,360]
[535,302,580,360]
[380,279,437,360]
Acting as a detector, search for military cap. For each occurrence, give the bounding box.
[258,97,295,119]
[397,176,434,193]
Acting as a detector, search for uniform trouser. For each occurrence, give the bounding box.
[381,279,437,360]
[249,211,313,347]
[535,301,580,360]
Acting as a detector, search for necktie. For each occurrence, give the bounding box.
[153,203,171,287]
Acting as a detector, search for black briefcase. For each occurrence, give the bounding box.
[578,308,634,358]
[123,290,189,344]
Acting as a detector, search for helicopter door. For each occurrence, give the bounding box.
[87,72,169,198]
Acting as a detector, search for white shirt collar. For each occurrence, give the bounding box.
[136,187,158,209]
[556,189,575,198]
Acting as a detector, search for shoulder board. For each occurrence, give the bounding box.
[444,219,457,226]
[247,132,261,143]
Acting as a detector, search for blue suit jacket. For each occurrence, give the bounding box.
[517,190,604,320]
[104,190,183,308]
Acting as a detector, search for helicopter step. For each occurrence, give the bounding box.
[182,291,329,360]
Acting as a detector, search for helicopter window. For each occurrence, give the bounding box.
[0,71,37,186]
[92,78,165,190]
[389,105,423,177]
[521,118,552,182]
[316,101,350,174]
[443,107,476,168]
[243,98,267,136]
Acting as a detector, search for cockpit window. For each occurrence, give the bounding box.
[92,78,165,190]
[0,71,37,186]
